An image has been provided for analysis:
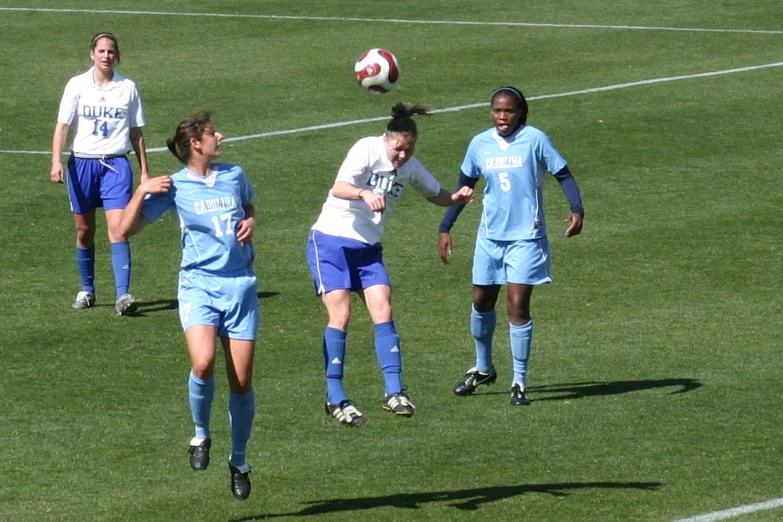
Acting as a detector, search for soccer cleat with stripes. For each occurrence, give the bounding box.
[325,399,366,427]
[510,382,531,406]
[453,367,497,396]
[382,392,416,416]
[115,293,140,316]
[72,291,96,310]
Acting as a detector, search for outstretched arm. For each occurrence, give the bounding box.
[426,185,475,207]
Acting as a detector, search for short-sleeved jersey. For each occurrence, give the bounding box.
[311,135,442,244]
[461,125,567,241]
[56,67,146,156]
[141,163,255,273]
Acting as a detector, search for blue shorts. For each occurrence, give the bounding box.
[472,236,552,286]
[177,268,260,340]
[66,155,133,213]
[306,230,391,295]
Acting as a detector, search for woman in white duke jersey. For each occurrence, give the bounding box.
[50,32,149,315]
[307,103,475,427]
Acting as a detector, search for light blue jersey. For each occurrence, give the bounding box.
[142,163,255,273]
[461,125,567,241]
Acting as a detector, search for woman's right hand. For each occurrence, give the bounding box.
[50,162,64,183]
[438,232,454,265]
[140,175,172,194]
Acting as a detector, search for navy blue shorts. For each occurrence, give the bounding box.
[306,230,391,295]
[66,155,133,213]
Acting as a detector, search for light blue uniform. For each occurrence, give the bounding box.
[142,163,259,339]
[461,125,567,285]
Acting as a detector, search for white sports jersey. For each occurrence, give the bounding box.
[56,67,146,156]
[311,135,442,244]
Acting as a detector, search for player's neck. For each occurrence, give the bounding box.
[187,159,213,177]
[92,68,114,87]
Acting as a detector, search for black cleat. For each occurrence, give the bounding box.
[382,392,416,416]
[325,399,366,427]
[188,438,211,470]
[510,383,531,406]
[229,462,252,500]
[454,367,497,396]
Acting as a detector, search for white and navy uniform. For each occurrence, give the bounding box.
[57,66,146,212]
[307,135,442,294]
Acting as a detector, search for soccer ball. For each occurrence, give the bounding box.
[354,48,401,94]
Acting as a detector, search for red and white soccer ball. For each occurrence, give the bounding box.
[354,48,401,94]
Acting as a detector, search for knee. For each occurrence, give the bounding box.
[369,302,392,324]
[191,358,215,380]
[507,302,531,324]
[75,224,94,244]
[230,376,253,395]
[327,310,351,330]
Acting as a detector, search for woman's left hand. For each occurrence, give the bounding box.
[564,213,583,237]
[236,217,256,246]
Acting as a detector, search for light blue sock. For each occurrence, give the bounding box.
[510,320,533,385]
[188,371,215,440]
[323,327,347,404]
[471,306,496,374]
[375,321,402,395]
[110,241,131,298]
[76,246,95,293]
[229,390,255,467]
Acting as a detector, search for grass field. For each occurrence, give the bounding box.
[1,1,782,521]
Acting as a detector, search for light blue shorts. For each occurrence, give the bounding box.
[177,268,260,340]
[472,236,552,286]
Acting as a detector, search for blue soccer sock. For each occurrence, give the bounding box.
[510,320,533,386]
[323,327,347,404]
[471,306,496,374]
[229,389,255,468]
[188,371,215,440]
[375,321,402,395]
[76,246,96,293]
[110,241,131,298]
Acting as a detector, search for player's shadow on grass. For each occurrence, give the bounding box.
[128,291,280,316]
[477,378,701,400]
[231,481,660,520]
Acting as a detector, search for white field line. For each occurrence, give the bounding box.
[1,7,782,35]
[672,497,783,522]
[3,61,781,156]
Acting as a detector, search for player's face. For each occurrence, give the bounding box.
[384,133,416,168]
[491,94,524,136]
[90,38,118,73]
[196,125,224,159]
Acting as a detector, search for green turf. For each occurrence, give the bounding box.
[0,2,781,521]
